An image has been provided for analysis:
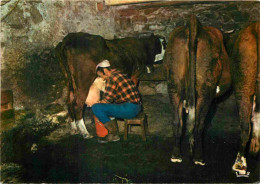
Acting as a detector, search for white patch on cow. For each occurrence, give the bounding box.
[183,100,189,113]
[76,119,93,139]
[154,38,165,62]
[194,160,206,166]
[216,86,220,94]
[251,95,260,129]
[188,107,195,121]
[251,95,260,151]
[232,152,247,174]
[252,111,260,131]
[146,66,151,73]
[170,158,182,163]
[251,95,260,123]
[252,111,260,128]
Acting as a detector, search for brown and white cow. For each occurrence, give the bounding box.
[231,22,260,174]
[55,32,165,139]
[164,15,231,165]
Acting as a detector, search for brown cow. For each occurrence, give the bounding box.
[164,15,231,165]
[55,32,165,139]
[231,22,260,174]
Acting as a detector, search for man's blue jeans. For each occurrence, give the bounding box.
[92,102,141,123]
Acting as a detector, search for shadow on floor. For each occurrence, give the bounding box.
[6,131,259,183]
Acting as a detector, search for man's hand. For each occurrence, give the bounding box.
[100,99,108,103]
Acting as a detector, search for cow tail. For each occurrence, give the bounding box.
[55,42,74,92]
[256,22,260,112]
[186,15,199,125]
[55,43,67,79]
[55,41,77,117]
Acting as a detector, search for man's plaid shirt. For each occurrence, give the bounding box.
[103,70,141,104]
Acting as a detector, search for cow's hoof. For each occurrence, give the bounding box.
[232,153,247,174]
[83,134,94,139]
[194,160,206,166]
[170,156,182,163]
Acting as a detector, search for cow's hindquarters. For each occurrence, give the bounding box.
[232,22,259,174]
[250,22,260,155]
[66,50,97,139]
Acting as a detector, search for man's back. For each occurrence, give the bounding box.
[103,70,141,104]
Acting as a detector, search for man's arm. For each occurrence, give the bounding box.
[101,78,117,103]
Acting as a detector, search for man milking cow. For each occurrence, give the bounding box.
[86,60,142,143]
[55,32,165,141]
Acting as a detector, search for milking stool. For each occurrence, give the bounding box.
[124,112,148,141]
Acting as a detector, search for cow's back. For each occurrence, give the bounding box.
[105,37,147,77]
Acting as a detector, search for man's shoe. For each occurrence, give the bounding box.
[97,135,120,143]
[103,119,121,142]
[106,134,120,142]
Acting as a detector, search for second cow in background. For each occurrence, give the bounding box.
[231,21,260,174]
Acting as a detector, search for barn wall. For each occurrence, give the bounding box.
[1,0,117,108]
[113,1,259,40]
[1,0,259,109]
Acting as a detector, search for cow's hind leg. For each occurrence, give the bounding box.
[169,92,183,163]
[250,51,260,154]
[193,97,212,166]
[250,22,260,155]
[68,90,78,134]
[74,96,93,139]
[232,95,253,174]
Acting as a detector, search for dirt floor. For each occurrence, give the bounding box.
[1,94,260,183]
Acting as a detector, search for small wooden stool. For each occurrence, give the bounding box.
[124,112,148,141]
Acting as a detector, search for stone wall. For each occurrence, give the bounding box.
[113,1,259,40]
[1,0,116,108]
[1,0,259,109]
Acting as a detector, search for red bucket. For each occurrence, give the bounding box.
[94,116,108,137]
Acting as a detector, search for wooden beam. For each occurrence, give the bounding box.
[105,0,160,6]
[105,0,257,6]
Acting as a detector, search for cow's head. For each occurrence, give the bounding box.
[141,34,166,73]
[154,37,167,63]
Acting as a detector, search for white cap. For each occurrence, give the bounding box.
[96,60,110,70]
